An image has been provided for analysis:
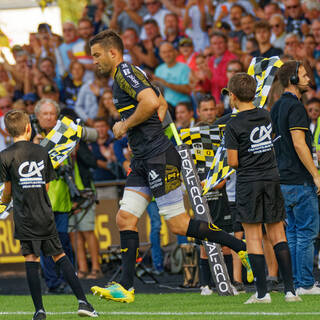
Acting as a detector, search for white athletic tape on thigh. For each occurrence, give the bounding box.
[159,201,185,220]
[119,189,149,218]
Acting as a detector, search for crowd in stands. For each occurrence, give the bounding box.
[0,0,320,288]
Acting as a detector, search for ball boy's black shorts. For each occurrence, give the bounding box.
[236,180,285,224]
[20,235,63,257]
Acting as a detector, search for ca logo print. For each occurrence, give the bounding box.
[250,124,272,144]
[18,160,44,178]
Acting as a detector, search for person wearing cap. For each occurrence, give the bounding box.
[224,72,300,304]
[23,93,39,115]
[176,37,198,71]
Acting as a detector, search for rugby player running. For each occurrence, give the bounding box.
[89,30,252,302]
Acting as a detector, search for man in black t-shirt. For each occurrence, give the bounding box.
[0,110,98,319]
[89,30,252,303]
[271,61,320,295]
[224,73,300,304]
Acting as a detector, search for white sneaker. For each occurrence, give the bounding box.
[200,285,213,296]
[244,292,271,304]
[296,285,320,295]
[285,291,302,302]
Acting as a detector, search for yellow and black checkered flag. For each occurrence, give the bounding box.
[40,116,83,168]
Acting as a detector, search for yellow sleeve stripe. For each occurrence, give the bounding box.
[289,127,309,131]
[118,104,135,113]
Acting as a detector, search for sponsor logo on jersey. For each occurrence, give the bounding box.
[248,123,273,154]
[148,170,162,189]
[18,160,45,188]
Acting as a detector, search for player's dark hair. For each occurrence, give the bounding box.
[4,110,30,138]
[228,73,256,102]
[277,60,301,88]
[197,94,216,109]
[89,30,124,54]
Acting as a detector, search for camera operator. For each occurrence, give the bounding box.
[31,98,75,293]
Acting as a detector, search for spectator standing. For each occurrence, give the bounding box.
[90,117,118,181]
[110,0,147,35]
[56,22,81,78]
[270,14,288,51]
[75,72,107,127]
[140,0,169,40]
[183,0,211,52]
[72,18,95,84]
[154,42,191,112]
[229,4,246,41]
[23,93,38,115]
[251,21,283,58]
[164,13,184,50]
[97,88,120,128]
[61,61,85,109]
[239,14,256,52]
[311,19,320,59]
[285,0,310,38]
[270,61,320,295]
[207,31,237,104]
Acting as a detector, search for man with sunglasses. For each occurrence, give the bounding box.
[270,14,287,50]
[23,93,38,115]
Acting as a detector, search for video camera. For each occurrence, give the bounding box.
[56,163,97,213]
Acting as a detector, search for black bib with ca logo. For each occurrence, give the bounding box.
[225,108,279,183]
[0,141,57,240]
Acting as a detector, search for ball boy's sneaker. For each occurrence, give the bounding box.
[78,302,98,317]
[32,309,46,320]
[244,292,271,304]
[285,291,302,302]
[200,285,213,296]
[296,285,320,295]
[91,282,135,303]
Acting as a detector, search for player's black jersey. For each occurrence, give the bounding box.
[225,108,279,183]
[0,141,57,240]
[112,62,171,159]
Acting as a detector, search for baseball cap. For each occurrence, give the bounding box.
[23,92,38,102]
[179,37,193,47]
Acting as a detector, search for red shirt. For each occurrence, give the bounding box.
[176,52,198,72]
[208,50,237,103]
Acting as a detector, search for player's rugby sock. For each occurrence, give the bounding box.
[119,230,139,290]
[248,254,267,298]
[186,219,246,253]
[273,241,295,295]
[199,258,211,287]
[25,262,44,312]
[56,255,87,302]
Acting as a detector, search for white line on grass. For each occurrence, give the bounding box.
[1,312,320,316]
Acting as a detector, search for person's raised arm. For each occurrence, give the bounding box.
[291,130,320,194]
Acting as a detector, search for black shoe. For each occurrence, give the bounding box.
[32,309,46,320]
[233,281,245,293]
[267,279,279,292]
[78,302,98,317]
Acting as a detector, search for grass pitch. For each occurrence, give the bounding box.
[1,293,320,320]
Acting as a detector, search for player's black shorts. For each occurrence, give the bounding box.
[236,180,285,224]
[126,145,181,198]
[229,201,243,233]
[207,199,233,233]
[20,235,63,257]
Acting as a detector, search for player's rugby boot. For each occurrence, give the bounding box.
[91,282,135,303]
[244,292,271,304]
[238,250,254,283]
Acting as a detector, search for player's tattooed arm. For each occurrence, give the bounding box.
[1,181,12,203]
